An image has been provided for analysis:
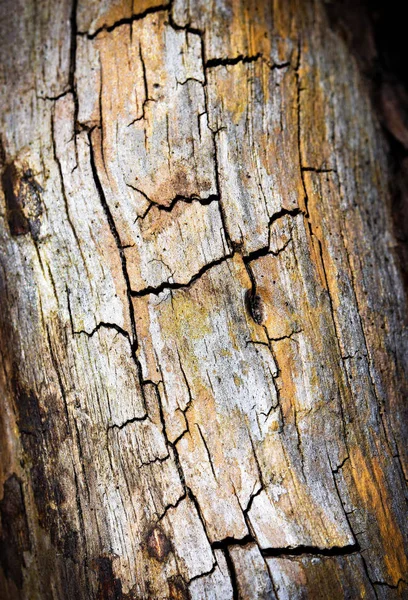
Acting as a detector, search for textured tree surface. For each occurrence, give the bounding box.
[0,1,408,599]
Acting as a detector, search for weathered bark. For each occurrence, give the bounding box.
[0,0,407,598]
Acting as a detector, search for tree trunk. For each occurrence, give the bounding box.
[0,1,407,598]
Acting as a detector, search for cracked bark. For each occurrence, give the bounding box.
[1,1,408,599]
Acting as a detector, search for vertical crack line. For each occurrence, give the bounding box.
[70,0,79,142]
[264,557,280,599]
[87,131,149,415]
[196,423,217,481]
[139,43,149,107]
[167,10,234,253]
[331,463,358,547]
[331,463,379,598]
[242,256,258,300]
[295,63,353,477]
[196,24,234,253]
[69,0,78,89]
[72,463,92,599]
[45,324,71,434]
[295,41,309,218]
[339,222,395,454]
[87,131,135,342]
[314,232,355,458]
[176,347,193,412]
[246,431,266,498]
[51,108,90,277]
[216,146,235,251]
[169,436,214,551]
[264,341,285,433]
[223,548,239,600]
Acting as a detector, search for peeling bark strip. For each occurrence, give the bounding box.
[0,0,407,598]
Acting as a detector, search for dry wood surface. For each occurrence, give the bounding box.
[0,1,407,598]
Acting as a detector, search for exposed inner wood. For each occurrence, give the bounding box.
[0,1,407,599]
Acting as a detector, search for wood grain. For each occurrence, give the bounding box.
[0,0,407,598]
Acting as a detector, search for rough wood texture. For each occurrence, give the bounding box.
[0,1,407,598]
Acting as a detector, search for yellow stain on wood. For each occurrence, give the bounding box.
[352,446,408,584]
[166,289,213,342]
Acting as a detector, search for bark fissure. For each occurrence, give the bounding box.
[205,54,262,68]
[87,131,137,346]
[72,321,131,340]
[130,252,234,296]
[79,4,171,39]
[1,0,407,597]
[51,112,89,272]
[261,543,361,558]
[213,536,360,558]
[70,0,79,134]
[196,423,217,482]
[127,182,220,222]
[107,414,149,431]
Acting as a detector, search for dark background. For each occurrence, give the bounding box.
[327,0,408,291]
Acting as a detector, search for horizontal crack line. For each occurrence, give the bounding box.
[206,53,262,68]
[130,211,304,297]
[72,321,130,339]
[79,3,171,39]
[127,185,219,223]
[211,535,360,558]
[127,205,305,297]
[107,414,148,430]
[261,542,361,558]
[205,54,290,70]
[130,252,234,297]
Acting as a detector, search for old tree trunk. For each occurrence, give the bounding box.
[0,0,408,598]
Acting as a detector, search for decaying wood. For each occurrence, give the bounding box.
[0,1,407,598]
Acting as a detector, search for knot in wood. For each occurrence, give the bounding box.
[2,162,43,239]
[246,290,264,325]
[146,527,171,562]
